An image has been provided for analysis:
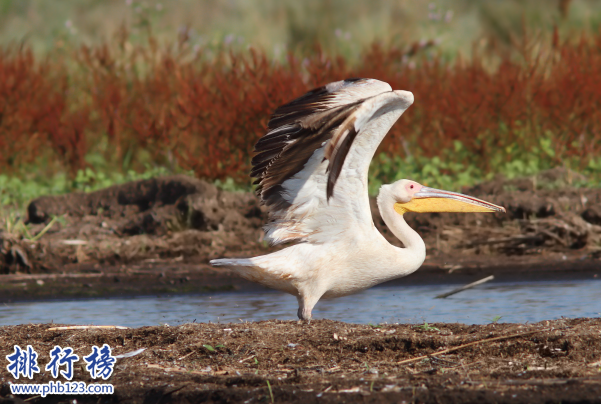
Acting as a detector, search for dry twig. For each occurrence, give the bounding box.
[47,325,129,331]
[397,328,547,365]
[435,275,494,299]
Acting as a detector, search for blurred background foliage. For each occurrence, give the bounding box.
[1,0,601,58]
[0,0,601,210]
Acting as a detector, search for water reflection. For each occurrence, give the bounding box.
[1,279,600,327]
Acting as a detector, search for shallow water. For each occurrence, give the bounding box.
[1,279,600,327]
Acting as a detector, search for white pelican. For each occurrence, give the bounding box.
[211,78,505,320]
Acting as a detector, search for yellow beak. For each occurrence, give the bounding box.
[394,187,505,215]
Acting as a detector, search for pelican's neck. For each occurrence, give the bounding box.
[376,186,426,257]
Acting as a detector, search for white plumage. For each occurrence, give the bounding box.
[211,78,504,320]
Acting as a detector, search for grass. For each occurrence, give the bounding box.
[0,166,186,209]
[266,380,274,403]
[1,143,600,219]
[368,143,601,195]
[415,322,440,332]
[489,316,503,324]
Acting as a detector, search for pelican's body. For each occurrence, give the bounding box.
[211,78,504,320]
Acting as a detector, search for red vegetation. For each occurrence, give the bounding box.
[1,32,600,180]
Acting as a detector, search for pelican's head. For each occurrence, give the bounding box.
[390,179,505,214]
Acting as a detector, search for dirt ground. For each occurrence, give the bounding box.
[1,319,600,403]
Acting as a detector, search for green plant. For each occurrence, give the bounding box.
[202,344,224,352]
[489,316,503,324]
[266,380,274,403]
[213,177,253,193]
[415,322,440,332]
[1,210,58,242]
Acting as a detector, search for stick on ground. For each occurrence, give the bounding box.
[435,275,494,299]
[396,328,546,365]
[47,325,129,331]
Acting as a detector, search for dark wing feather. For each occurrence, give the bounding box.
[265,78,363,129]
[252,78,391,211]
[252,105,359,210]
[325,124,359,199]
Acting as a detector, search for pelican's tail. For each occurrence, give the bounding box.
[209,254,296,295]
[209,258,255,267]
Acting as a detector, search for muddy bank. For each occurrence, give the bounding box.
[1,170,600,295]
[1,175,269,274]
[1,319,601,403]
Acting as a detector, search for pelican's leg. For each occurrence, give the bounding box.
[296,293,319,321]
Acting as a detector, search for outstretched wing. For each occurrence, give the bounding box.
[252,78,413,245]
